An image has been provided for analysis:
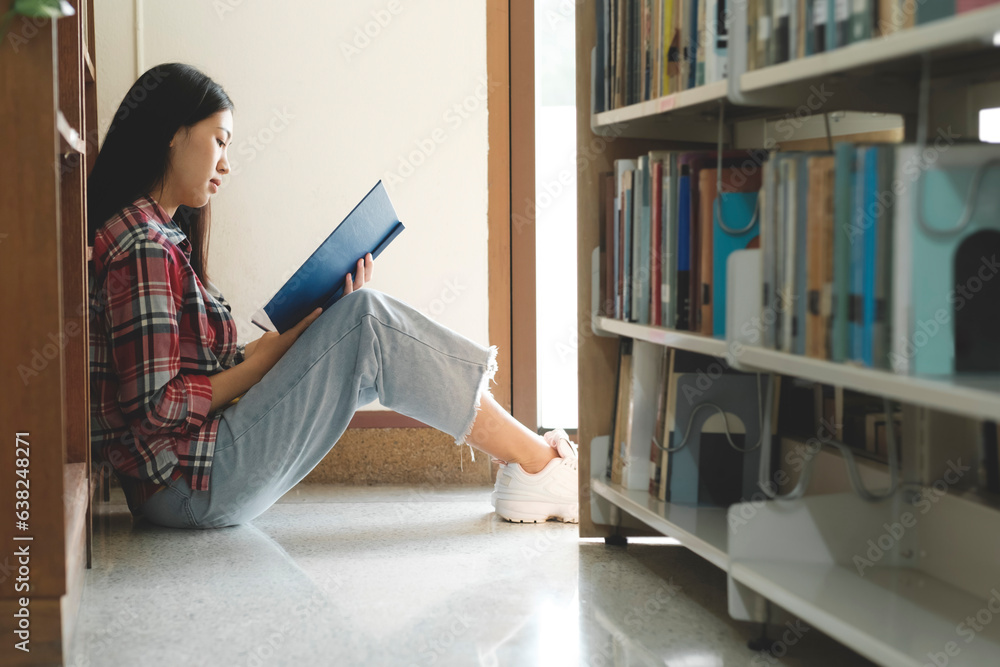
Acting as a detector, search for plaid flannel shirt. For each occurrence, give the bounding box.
[89,194,246,516]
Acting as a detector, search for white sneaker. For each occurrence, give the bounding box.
[491,429,579,523]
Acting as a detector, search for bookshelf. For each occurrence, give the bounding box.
[0,0,99,664]
[576,1,1000,664]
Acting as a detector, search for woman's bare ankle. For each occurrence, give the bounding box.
[518,445,558,474]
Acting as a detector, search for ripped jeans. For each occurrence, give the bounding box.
[138,288,498,529]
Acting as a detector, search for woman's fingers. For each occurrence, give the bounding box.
[345,254,374,295]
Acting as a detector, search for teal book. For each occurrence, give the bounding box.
[917,0,956,24]
[861,146,879,367]
[849,148,867,362]
[850,0,873,43]
[908,144,1000,374]
[827,0,850,49]
[712,192,760,338]
[831,142,854,362]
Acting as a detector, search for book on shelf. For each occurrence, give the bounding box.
[601,171,617,317]
[738,0,1000,71]
[250,181,404,334]
[649,347,672,496]
[699,166,764,337]
[593,0,728,114]
[711,178,762,338]
[610,338,635,485]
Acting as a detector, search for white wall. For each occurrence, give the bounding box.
[94,0,491,409]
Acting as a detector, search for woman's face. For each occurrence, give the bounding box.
[164,109,233,209]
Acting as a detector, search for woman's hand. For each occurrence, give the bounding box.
[245,307,324,380]
[344,253,374,296]
[243,338,260,362]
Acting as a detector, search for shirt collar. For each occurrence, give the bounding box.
[135,193,193,257]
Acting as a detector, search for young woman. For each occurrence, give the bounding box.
[87,63,578,529]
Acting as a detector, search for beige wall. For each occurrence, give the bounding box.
[94,0,491,411]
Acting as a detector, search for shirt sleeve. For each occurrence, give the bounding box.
[104,239,214,439]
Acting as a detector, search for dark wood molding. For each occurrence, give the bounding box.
[510,0,537,432]
[348,410,431,429]
[487,0,513,414]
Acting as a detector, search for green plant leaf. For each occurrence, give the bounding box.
[12,0,76,19]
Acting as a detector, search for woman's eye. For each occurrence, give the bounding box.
[217,139,226,148]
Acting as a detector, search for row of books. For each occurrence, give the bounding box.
[609,342,779,504]
[597,149,762,334]
[611,342,906,504]
[747,0,1000,71]
[593,0,728,112]
[592,0,1000,101]
[598,142,1000,376]
[609,341,997,504]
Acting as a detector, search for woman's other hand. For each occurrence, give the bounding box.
[243,338,259,362]
[246,307,323,380]
[344,253,373,296]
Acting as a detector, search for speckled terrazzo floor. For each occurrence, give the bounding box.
[68,485,875,666]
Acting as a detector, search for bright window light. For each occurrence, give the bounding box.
[979,108,1000,143]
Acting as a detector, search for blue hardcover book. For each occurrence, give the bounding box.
[850,149,867,362]
[861,147,879,367]
[712,192,760,338]
[251,181,404,333]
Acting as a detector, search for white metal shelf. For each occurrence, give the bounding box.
[595,316,1000,421]
[593,80,728,127]
[730,561,1000,667]
[593,317,730,359]
[590,477,730,569]
[735,345,1000,422]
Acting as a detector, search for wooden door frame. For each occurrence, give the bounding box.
[351,0,537,432]
[489,0,537,431]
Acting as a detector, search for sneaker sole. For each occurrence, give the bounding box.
[493,498,579,524]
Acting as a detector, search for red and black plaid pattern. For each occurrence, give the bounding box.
[89,194,245,513]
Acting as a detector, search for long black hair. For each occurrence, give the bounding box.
[87,63,233,284]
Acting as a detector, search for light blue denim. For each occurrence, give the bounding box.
[138,288,498,529]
